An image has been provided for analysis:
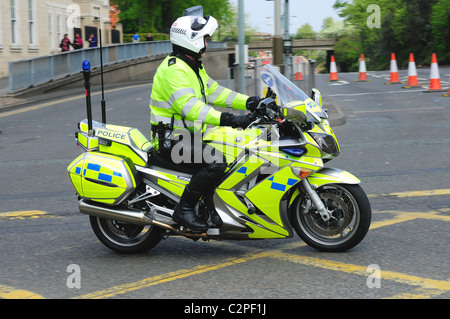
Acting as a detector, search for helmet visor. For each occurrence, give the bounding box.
[183,6,203,17]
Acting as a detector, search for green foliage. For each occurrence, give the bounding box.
[111,0,234,37]
[332,0,450,71]
[294,23,316,39]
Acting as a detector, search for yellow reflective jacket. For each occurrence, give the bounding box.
[149,55,249,132]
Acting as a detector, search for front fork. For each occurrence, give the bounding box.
[300,179,332,222]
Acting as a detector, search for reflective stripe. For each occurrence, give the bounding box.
[198,105,212,122]
[225,91,238,106]
[208,85,225,103]
[180,97,200,117]
[207,77,215,88]
[150,87,196,110]
[168,87,195,104]
[150,113,195,128]
[149,98,171,109]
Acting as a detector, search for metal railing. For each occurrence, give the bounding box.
[8,41,227,94]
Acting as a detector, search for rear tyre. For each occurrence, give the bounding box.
[90,216,163,254]
[291,184,371,252]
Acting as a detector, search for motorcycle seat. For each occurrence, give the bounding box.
[147,152,198,175]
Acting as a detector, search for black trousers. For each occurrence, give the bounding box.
[161,135,227,194]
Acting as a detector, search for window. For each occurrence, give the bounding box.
[49,13,54,49]
[57,15,62,45]
[28,0,36,45]
[10,0,18,44]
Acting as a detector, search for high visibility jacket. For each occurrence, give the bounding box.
[149,55,249,132]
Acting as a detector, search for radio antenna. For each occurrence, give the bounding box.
[96,6,106,124]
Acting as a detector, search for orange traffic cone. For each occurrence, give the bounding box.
[294,57,304,80]
[385,53,403,84]
[424,53,445,93]
[328,55,339,81]
[403,53,423,88]
[355,54,370,82]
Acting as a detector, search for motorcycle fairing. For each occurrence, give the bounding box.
[289,168,361,206]
[67,151,137,205]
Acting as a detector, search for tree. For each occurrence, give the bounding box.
[333,0,450,71]
[294,23,316,39]
[111,0,234,36]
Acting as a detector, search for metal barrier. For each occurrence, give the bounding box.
[8,41,227,94]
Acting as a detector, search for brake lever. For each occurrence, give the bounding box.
[246,117,262,130]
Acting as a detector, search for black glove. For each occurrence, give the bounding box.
[246,96,261,111]
[220,112,255,129]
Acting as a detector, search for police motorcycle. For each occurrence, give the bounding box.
[67,61,371,254]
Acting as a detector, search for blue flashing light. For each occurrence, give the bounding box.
[82,60,91,72]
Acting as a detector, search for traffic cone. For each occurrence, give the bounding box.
[424,53,445,93]
[403,53,423,88]
[328,55,339,81]
[294,57,304,80]
[385,53,403,84]
[355,54,370,82]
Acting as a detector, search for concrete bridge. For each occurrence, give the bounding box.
[240,39,337,51]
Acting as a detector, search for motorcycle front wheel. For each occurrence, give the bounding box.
[90,216,163,254]
[291,184,371,252]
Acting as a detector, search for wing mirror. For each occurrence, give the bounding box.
[311,88,322,107]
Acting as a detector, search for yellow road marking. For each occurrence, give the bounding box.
[371,208,450,230]
[385,287,449,299]
[270,251,450,292]
[0,210,50,220]
[368,188,450,199]
[1,189,449,299]
[0,83,150,118]
[0,284,44,299]
[73,251,274,299]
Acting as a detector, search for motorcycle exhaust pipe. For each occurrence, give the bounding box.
[78,200,208,238]
[79,199,152,226]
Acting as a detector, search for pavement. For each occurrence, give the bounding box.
[0,76,346,127]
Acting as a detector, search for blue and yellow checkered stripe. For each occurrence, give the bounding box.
[267,175,298,192]
[73,163,125,187]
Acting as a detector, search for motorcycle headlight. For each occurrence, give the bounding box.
[309,132,340,156]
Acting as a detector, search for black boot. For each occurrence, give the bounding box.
[172,186,208,232]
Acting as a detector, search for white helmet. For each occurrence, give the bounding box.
[170,14,218,56]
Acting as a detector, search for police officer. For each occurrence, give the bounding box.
[149,10,260,231]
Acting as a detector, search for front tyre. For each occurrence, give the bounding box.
[291,184,371,252]
[90,216,163,254]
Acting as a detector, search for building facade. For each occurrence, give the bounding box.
[0,0,114,77]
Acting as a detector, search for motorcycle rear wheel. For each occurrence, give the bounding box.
[90,216,163,254]
[291,184,371,252]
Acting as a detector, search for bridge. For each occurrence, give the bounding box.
[5,39,336,96]
[238,39,337,51]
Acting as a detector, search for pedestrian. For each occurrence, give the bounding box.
[88,34,98,47]
[60,34,73,52]
[132,32,141,43]
[146,33,154,41]
[73,33,83,50]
